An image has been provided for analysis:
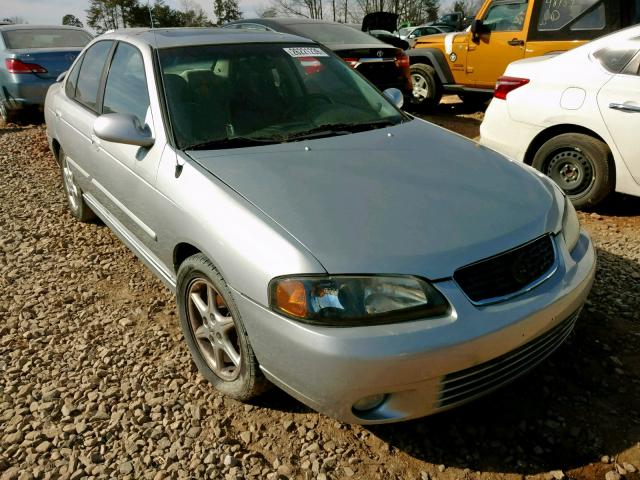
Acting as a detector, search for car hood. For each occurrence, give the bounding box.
[188,119,561,279]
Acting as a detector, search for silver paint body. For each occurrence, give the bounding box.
[45,28,596,424]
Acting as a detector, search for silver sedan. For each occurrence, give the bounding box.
[45,28,596,424]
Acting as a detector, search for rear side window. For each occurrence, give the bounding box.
[530,0,624,41]
[65,57,83,98]
[75,41,113,112]
[2,29,91,49]
[102,42,150,125]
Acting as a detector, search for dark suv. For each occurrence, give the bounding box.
[223,18,412,98]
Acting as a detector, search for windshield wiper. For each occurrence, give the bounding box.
[185,136,280,151]
[285,118,402,141]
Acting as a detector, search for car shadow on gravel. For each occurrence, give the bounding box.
[366,247,640,477]
[591,193,640,218]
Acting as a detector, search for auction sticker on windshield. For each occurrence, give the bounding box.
[284,47,329,57]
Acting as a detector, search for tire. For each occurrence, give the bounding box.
[59,148,96,222]
[0,100,16,124]
[177,253,270,401]
[408,63,442,111]
[532,133,614,209]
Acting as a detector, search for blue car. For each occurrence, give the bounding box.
[0,25,91,122]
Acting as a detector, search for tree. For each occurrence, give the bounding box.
[62,14,84,27]
[1,16,27,24]
[425,0,439,21]
[213,0,243,25]
[256,5,278,17]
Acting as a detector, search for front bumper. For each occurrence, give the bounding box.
[232,231,595,424]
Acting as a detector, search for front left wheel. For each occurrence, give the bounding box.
[177,254,270,401]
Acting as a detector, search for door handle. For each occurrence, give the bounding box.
[54,110,62,119]
[508,39,525,46]
[609,102,640,113]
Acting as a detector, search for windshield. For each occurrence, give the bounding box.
[2,29,91,49]
[159,43,407,150]
[286,23,385,45]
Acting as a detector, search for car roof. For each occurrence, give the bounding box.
[95,27,314,49]
[0,24,89,32]
[232,18,350,26]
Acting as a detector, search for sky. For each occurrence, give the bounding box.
[2,0,459,28]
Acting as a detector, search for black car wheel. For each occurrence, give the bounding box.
[532,133,614,209]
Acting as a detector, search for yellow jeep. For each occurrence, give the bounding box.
[407,0,640,109]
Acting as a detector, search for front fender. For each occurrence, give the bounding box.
[406,48,455,84]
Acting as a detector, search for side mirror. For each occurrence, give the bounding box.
[408,33,416,38]
[93,113,154,148]
[471,19,485,36]
[56,71,67,83]
[383,88,404,109]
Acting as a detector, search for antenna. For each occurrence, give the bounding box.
[147,1,156,29]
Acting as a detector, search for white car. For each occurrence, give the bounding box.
[480,25,640,209]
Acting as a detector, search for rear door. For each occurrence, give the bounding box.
[597,44,640,183]
[466,0,531,88]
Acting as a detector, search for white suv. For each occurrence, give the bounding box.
[480,25,640,209]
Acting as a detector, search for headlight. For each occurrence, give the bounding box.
[269,275,449,326]
[562,196,580,252]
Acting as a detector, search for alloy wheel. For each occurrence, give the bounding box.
[62,157,81,212]
[411,73,430,102]
[187,279,241,381]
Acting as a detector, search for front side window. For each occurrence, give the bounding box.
[103,42,150,125]
[2,28,91,49]
[483,0,528,31]
[159,43,406,150]
[75,41,113,112]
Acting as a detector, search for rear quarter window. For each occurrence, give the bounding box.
[593,41,640,73]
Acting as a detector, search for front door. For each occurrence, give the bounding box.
[597,52,640,183]
[466,0,531,88]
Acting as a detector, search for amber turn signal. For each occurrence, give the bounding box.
[274,279,308,318]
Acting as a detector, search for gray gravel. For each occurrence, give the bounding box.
[1,123,639,480]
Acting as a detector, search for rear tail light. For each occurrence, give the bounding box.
[395,53,412,89]
[342,57,359,68]
[494,76,529,100]
[5,58,47,74]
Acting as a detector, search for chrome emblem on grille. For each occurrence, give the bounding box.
[376,50,384,58]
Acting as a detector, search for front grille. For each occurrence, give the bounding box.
[437,309,580,409]
[454,235,556,304]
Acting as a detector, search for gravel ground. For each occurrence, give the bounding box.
[1,118,639,480]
